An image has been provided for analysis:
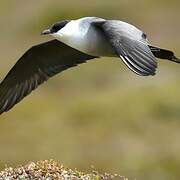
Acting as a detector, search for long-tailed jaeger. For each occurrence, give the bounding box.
[0,17,179,114]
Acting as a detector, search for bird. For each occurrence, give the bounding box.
[0,16,179,115]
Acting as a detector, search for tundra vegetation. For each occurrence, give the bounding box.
[0,160,128,179]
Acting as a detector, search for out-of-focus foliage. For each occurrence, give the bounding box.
[0,0,180,180]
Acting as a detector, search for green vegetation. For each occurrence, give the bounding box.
[0,0,180,180]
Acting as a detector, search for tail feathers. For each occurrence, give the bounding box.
[149,45,180,63]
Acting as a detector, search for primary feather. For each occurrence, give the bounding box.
[0,40,96,114]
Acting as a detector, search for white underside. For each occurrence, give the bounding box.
[52,17,116,57]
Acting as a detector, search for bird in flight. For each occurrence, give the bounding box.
[0,17,179,115]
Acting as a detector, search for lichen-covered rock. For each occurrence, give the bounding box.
[0,160,129,180]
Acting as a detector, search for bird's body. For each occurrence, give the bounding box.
[53,17,116,57]
[0,16,179,114]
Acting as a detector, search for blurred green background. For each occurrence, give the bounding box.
[0,0,180,179]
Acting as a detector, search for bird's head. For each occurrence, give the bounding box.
[41,20,70,35]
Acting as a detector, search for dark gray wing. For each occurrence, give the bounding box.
[0,40,97,114]
[93,21,157,76]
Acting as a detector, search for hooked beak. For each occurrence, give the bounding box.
[41,29,51,35]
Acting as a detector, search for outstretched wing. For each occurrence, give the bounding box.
[93,20,157,76]
[0,40,97,114]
